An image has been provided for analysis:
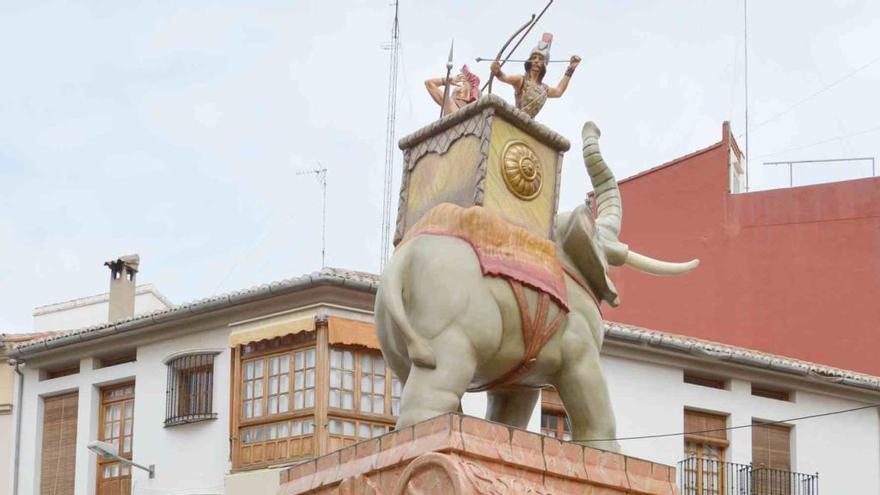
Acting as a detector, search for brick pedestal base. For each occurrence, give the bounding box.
[278,414,678,494]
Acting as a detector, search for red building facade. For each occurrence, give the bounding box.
[606,122,880,375]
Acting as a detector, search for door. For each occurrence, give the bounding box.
[97,383,134,495]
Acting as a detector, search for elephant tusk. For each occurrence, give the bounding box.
[624,250,700,276]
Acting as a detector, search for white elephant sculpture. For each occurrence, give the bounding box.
[375,121,698,452]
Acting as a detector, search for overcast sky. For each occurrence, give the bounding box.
[2,0,878,332]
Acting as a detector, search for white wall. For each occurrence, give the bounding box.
[460,392,541,433]
[14,325,231,495]
[33,288,171,332]
[12,323,879,495]
[600,351,880,493]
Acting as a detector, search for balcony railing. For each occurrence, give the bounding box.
[678,457,819,495]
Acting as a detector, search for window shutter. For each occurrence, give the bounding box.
[40,392,78,495]
[684,409,727,443]
[752,421,790,470]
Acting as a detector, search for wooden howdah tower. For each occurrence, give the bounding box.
[393,94,571,245]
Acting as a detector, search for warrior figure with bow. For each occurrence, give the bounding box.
[491,33,581,118]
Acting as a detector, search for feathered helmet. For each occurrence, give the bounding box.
[459,64,481,103]
[525,32,553,81]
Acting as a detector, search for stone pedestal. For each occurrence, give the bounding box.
[278,413,678,495]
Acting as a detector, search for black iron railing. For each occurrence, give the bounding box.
[165,353,217,426]
[678,457,819,495]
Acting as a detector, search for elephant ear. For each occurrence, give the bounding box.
[558,204,620,306]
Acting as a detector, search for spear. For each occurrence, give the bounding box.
[439,39,454,119]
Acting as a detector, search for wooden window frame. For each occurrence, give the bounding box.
[683,409,729,495]
[232,339,319,470]
[230,330,401,471]
[540,409,572,440]
[328,345,397,422]
[98,352,137,368]
[239,345,317,428]
[43,366,79,380]
[683,372,727,390]
[751,385,791,402]
[97,382,135,495]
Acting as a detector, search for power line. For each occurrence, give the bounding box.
[580,403,880,443]
[752,124,880,160]
[742,53,880,137]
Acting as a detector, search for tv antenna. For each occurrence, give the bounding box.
[380,0,400,271]
[297,165,328,268]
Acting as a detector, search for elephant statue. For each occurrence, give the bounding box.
[375,121,698,452]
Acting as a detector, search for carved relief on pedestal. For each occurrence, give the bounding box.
[391,452,553,495]
[336,474,382,495]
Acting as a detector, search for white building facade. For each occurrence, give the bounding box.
[7,269,880,495]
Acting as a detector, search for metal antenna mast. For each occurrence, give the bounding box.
[380,0,400,270]
[297,165,329,268]
[744,0,750,191]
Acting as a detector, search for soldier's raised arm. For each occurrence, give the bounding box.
[547,55,580,98]
[490,59,523,88]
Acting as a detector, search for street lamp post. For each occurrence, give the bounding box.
[87,440,155,479]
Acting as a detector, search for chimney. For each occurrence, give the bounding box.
[104,254,140,322]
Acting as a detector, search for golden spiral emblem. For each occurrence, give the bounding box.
[501,141,543,200]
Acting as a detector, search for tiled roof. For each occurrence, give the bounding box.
[9,267,879,395]
[10,267,378,356]
[1,331,59,350]
[605,322,880,393]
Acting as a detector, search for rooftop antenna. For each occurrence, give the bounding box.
[744,0,750,191]
[297,165,328,268]
[380,0,400,271]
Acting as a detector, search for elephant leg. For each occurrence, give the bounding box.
[485,388,540,429]
[395,326,477,429]
[553,327,621,452]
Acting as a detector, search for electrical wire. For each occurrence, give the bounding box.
[741,53,880,137]
[751,124,880,160]
[579,402,880,443]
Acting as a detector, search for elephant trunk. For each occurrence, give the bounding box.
[582,122,622,240]
[580,121,700,276]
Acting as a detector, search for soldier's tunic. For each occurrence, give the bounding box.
[516,78,549,118]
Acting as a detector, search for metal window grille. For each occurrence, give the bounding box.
[165,353,217,426]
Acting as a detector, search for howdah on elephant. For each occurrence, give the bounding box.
[375,121,698,452]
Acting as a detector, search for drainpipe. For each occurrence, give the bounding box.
[12,360,24,495]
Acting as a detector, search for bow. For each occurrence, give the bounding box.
[484,0,554,94]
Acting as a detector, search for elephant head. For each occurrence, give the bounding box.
[556,122,699,306]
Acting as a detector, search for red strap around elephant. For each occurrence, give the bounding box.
[467,280,568,392]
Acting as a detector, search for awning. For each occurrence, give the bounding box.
[328,316,380,350]
[228,317,315,347]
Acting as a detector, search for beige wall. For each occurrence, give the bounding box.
[224,466,282,495]
[1,360,17,495]
[0,360,14,405]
